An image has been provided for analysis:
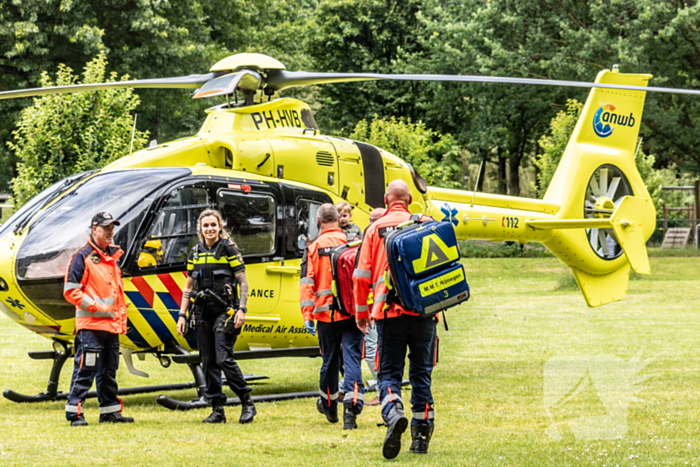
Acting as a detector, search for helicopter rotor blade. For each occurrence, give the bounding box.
[0,73,220,101]
[265,69,700,96]
[192,71,262,99]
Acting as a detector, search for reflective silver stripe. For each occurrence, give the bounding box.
[80,296,93,311]
[412,410,435,420]
[372,278,385,289]
[100,404,121,414]
[355,304,368,313]
[64,282,82,292]
[375,293,388,303]
[313,304,333,314]
[353,269,371,278]
[300,277,315,285]
[349,392,365,402]
[94,297,115,306]
[76,309,115,319]
[65,404,79,413]
[381,393,403,408]
[314,288,333,298]
[318,390,339,400]
[300,300,315,308]
[424,293,468,315]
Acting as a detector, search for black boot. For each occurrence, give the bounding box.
[382,404,408,460]
[203,404,226,423]
[239,393,257,424]
[409,422,434,454]
[70,417,88,427]
[317,397,338,423]
[343,401,357,430]
[100,412,134,423]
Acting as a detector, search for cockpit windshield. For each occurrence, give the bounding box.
[16,168,189,280]
[0,171,96,241]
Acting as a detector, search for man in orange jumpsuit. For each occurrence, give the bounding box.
[300,203,365,429]
[63,212,133,426]
[354,181,437,458]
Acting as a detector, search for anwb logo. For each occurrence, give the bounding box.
[543,351,657,440]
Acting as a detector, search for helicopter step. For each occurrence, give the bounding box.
[156,380,411,411]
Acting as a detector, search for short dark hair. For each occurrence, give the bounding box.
[317,203,338,224]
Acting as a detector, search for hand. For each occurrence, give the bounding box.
[234,309,246,328]
[304,320,316,336]
[87,300,109,314]
[177,316,187,336]
[356,317,370,335]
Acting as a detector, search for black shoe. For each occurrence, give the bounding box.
[239,393,257,424]
[100,412,134,423]
[70,417,88,427]
[316,397,338,423]
[203,405,226,424]
[382,404,408,460]
[343,401,357,430]
[409,422,434,454]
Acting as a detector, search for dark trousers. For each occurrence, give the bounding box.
[317,319,365,414]
[376,314,437,425]
[196,312,250,405]
[65,329,121,421]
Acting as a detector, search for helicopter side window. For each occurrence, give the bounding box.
[137,186,210,269]
[296,199,322,250]
[217,190,276,256]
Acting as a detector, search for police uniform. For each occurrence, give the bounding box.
[63,213,132,426]
[300,227,365,429]
[353,204,437,458]
[186,238,255,423]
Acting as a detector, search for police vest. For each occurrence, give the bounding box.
[188,239,244,296]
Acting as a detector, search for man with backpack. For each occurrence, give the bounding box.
[300,203,365,430]
[353,181,437,459]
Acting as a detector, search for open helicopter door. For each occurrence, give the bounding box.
[211,178,282,317]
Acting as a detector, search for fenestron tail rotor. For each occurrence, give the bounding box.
[4,53,700,103]
[584,165,632,260]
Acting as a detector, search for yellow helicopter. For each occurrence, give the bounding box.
[0,53,689,407]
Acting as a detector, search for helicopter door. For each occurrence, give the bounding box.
[214,183,281,315]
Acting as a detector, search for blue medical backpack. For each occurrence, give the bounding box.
[383,215,470,317]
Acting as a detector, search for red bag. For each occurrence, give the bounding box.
[330,241,361,317]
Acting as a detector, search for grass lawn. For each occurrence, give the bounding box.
[0,256,699,466]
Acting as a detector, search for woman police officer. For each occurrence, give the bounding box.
[176,209,256,424]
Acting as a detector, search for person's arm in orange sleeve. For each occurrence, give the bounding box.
[353,231,373,334]
[63,251,105,314]
[299,247,317,335]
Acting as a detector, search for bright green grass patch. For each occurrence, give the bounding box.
[0,257,699,465]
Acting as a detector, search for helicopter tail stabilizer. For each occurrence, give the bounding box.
[421,69,656,307]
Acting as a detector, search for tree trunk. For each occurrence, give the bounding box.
[497,149,507,195]
[508,155,521,197]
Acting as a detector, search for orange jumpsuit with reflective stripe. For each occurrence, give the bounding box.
[64,238,127,334]
[299,228,349,323]
[353,204,430,321]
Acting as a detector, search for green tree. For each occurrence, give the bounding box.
[350,115,462,188]
[8,54,148,207]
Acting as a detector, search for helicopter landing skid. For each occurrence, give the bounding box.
[3,343,212,403]
[156,379,411,411]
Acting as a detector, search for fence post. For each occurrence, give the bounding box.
[663,203,668,233]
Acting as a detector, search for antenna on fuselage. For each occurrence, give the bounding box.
[129,114,138,154]
[470,157,485,208]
